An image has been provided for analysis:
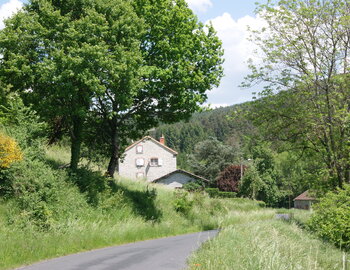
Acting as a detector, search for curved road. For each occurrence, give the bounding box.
[17,230,217,270]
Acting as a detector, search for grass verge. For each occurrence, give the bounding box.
[188,209,349,270]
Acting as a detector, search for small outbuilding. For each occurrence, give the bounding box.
[293,190,316,210]
[152,169,208,189]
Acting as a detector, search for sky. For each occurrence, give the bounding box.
[0,0,264,107]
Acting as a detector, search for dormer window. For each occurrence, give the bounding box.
[136,145,143,154]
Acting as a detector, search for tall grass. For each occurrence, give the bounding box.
[4,143,344,270]
[188,210,349,270]
[0,163,261,270]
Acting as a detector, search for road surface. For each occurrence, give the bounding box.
[17,230,217,270]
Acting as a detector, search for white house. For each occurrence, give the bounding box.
[118,136,178,182]
[119,136,209,188]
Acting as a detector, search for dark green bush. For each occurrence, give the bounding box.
[257,201,266,208]
[4,158,88,231]
[183,181,204,192]
[308,185,350,250]
[205,188,220,197]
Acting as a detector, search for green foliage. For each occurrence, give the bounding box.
[308,185,350,250]
[69,169,112,207]
[243,0,350,188]
[173,191,193,216]
[239,142,283,207]
[183,181,204,192]
[188,137,238,185]
[257,201,266,208]
[205,188,236,199]
[152,104,253,170]
[3,158,88,231]
[205,188,220,198]
[239,164,264,199]
[0,94,46,154]
[0,0,224,175]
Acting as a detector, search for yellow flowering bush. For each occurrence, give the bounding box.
[0,133,23,168]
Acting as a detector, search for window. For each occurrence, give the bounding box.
[136,172,144,178]
[135,158,145,167]
[136,145,143,154]
[150,158,158,166]
[150,158,163,166]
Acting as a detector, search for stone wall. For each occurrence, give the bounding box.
[119,138,177,181]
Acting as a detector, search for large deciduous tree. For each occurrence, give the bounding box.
[244,0,350,189]
[188,137,238,185]
[88,0,224,176]
[0,0,224,176]
[0,0,144,171]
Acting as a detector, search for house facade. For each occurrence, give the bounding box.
[118,136,177,182]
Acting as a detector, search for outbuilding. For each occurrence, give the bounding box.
[152,169,208,189]
[293,190,316,210]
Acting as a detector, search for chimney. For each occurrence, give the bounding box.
[159,134,165,145]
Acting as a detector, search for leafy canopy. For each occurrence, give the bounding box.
[243,0,350,189]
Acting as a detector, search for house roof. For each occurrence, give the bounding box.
[152,169,209,183]
[124,136,178,155]
[293,190,316,201]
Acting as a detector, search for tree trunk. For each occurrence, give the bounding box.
[107,128,119,177]
[48,117,65,145]
[70,116,84,171]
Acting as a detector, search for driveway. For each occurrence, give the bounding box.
[17,230,217,270]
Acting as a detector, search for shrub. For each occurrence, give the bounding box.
[183,181,204,192]
[173,191,193,216]
[308,185,350,250]
[257,201,266,208]
[205,188,220,198]
[3,157,88,230]
[0,133,22,169]
[216,164,245,192]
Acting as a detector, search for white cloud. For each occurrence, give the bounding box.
[208,13,264,73]
[205,13,266,105]
[0,0,23,29]
[186,0,212,13]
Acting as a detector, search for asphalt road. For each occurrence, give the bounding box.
[17,230,217,270]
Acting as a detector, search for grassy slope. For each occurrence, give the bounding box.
[188,209,349,270]
[1,146,348,270]
[0,146,263,270]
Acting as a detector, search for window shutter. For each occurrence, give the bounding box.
[158,158,163,166]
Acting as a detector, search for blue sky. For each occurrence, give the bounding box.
[193,0,258,21]
[0,0,264,107]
